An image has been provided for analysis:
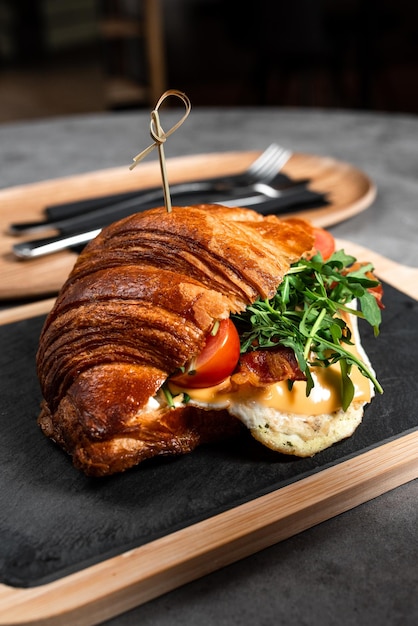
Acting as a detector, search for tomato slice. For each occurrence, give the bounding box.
[170,318,241,388]
[368,283,384,309]
[312,227,336,260]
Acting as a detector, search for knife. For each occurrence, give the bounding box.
[13,189,328,259]
[9,182,321,238]
[8,172,305,236]
[45,171,297,221]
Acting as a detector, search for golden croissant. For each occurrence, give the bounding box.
[36,205,315,476]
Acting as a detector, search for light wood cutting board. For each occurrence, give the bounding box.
[0,150,376,300]
[0,241,417,626]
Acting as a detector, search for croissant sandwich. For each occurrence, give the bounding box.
[37,204,383,476]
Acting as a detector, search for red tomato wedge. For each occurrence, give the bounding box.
[312,227,336,260]
[368,282,385,309]
[170,318,241,388]
[344,261,385,310]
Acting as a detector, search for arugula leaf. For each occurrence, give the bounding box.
[232,250,383,410]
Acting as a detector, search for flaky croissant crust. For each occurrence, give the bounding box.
[37,205,314,475]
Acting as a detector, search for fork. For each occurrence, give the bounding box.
[12,145,300,259]
[8,144,292,236]
[197,143,292,189]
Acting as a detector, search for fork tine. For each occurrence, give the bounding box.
[246,144,281,177]
[259,149,292,182]
[246,144,291,183]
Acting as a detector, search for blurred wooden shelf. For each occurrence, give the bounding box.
[104,76,150,107]
[99,18,143,39]
[99,0,166,109]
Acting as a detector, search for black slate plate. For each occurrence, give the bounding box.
[0,282,417,588]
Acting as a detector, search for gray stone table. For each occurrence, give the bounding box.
[0,107,417,625]
[1,107,417,266]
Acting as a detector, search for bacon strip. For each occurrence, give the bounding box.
[231,347,306,387]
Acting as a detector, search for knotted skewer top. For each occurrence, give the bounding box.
[129,90,192,213]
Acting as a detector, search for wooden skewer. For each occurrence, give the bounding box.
[129,89,192,213]
[151,108,172,212]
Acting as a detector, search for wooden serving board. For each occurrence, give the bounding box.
[0,151,376,300]
[0,242,417,626]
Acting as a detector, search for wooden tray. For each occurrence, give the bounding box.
[0,242,417,626]
[0,151,376,300]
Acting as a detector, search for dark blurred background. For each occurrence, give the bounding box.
[0,0,417,123]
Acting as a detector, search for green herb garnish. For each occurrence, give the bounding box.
[162,383,176,408]
[162,383,191,407]
[232,250,383,410]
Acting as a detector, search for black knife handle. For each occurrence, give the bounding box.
[44,173,296,221]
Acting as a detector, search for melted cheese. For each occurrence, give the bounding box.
[170,361,371,415]
[169,308,374,416]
